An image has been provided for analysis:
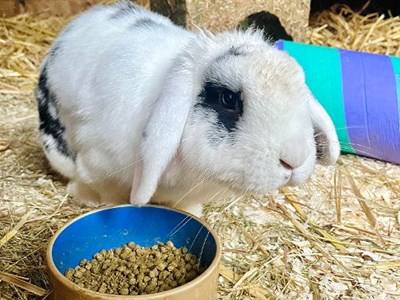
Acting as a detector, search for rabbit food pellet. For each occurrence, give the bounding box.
[64,241,204,295]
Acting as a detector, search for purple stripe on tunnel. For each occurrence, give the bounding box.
[340,49,400,164]
[275,40,284,50]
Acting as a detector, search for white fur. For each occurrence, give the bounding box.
[38,2,340,216]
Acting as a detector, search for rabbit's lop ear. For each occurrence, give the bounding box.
[309,95,340,165]
[130,66,194,206]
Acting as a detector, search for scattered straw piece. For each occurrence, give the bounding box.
[233,267,258,289]
[280,187,346,252]
[0,211,32,248]
[0,141,10,151]
[247,286,271,300]
[219,264,241,283]
[0,272,47,296]
[343,168,386,247]
[375,261,400,269]
[334,169,342,223]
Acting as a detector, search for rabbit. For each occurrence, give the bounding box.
[238,11,293,42]
[35,1,340,216]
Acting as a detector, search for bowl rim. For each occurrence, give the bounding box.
[46,204,221,299]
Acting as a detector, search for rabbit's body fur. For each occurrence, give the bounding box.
[36,2,339,216]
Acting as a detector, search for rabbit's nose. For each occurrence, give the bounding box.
[280,139,309,169]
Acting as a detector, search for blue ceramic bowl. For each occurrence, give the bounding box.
[47,205,221,300]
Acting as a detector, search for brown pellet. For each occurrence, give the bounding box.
[64,241,204,295]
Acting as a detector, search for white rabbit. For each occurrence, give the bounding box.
[36,1,340,216]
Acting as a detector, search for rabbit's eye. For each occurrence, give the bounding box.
[220,91,239,111]
[197,82,243,132]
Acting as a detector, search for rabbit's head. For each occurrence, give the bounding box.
[130,30,339,204]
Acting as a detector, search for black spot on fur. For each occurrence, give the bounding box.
[193,104,227,146]
[36,65,75,159]
[229,46,244,56]
[216,46,246,62]
[48,41,61,61]
[133,18,157,27]
[62,21,75,34]
[197,82,243,133]
[124,1,138,10]
[111,1,138,19]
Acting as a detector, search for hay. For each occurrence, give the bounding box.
[186,0,310,41]
[308,4,400,56]
[1,3,400,300]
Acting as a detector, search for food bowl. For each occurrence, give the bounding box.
[46,205,221,300]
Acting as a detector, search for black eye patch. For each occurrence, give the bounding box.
[197,82,243,132]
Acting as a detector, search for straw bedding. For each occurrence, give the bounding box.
[1,3,400,300]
